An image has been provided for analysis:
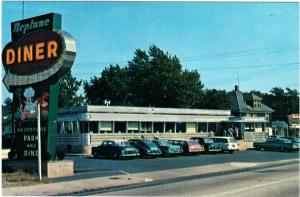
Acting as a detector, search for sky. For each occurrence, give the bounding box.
[1,1,299,102]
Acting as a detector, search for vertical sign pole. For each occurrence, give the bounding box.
[37,103,42,181]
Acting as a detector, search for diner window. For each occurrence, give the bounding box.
[80,122,88,133]
[65,121,73,134]
[153,122,164,133]
[100,121,112,133]
[89,121,99,133]
[176,122,186,133]
[141,122,152,133]
[198,123,207,132]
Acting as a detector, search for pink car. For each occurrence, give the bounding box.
[168,139,205,154]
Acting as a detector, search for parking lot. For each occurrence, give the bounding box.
[52,150,299,182]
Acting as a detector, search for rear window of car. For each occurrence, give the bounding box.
[203,138,214,143]
[157,140,169,146]
[116,141,131,146]
[188,141,199,145]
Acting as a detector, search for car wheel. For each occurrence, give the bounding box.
[229,150,234,154]
[255,146,261,151]
[280,147,285,152]
[111,152,119,159]
[93,152,98,158]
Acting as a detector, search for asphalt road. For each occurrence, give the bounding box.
[93,162,300,196]
[52,150,299,183]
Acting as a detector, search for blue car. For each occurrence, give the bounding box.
[152,139,183,156]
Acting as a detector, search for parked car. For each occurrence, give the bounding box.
[190,137,221,152]
[128,139,162,158]
[253,138,299,152]
[210,137,239,153]
[152,139,183,156]
[168,139,204,154]
[92,140,140,159]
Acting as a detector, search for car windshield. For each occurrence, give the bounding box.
[144,140,157,148]
[157,140,169,146]
[203,138,214,143]
[279,139,292,143]
[228,138,236,143]
[116,141,131,146]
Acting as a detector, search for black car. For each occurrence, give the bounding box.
[129,139,162,158]
[92,140,140,159]
[190,137,221,152]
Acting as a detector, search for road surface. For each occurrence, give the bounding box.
[91,162,299,196]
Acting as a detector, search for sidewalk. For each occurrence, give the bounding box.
[2,158,299,196]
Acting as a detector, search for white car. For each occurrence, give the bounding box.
[210,137,240,153]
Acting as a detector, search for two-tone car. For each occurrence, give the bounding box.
[190,137,221,152]
[92,140,140,159]
[210,137,239,153]
[129,139,162,158]
[152,139,183,156]
[168,139,205,154]
[253,138,299,152]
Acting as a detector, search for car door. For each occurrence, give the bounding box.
[98,141,108,156]
[264,139,276,149]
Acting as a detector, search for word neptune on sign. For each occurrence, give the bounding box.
[13,19,50,35]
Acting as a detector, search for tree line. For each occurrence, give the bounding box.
[3,45,299,123]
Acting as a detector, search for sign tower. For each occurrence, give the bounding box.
[2,13,76,160]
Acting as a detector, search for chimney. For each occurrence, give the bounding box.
[235,85,239,91]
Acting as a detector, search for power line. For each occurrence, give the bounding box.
[73,42,298,68]
[205,64,298,87]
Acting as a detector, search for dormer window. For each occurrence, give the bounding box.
[253,101,261,108]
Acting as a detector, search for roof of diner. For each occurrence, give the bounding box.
[58,105,231,116]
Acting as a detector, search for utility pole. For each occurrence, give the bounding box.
[37,103,42,181]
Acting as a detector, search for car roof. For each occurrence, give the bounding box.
[210,136,234,139]
[103,140,129,143]
[169,139,193,142]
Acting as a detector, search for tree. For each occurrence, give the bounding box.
[198,89,229,109]
[262,87,299,122]
[84,45,205,108]
[84,65,130,105]
[58,71,84,107]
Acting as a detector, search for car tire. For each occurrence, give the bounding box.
[229,150,234,154]
[111,152,119,159]
[93,153,98,158]
[255,146,261,151]
[280,148,285,152]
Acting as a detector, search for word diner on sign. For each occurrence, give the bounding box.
[2,30,76,90]
[3,30,63,74]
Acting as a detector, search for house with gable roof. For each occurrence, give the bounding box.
[227,85,274,141]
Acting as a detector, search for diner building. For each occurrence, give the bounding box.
[56,106,232,152]
[56,86,274,153]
